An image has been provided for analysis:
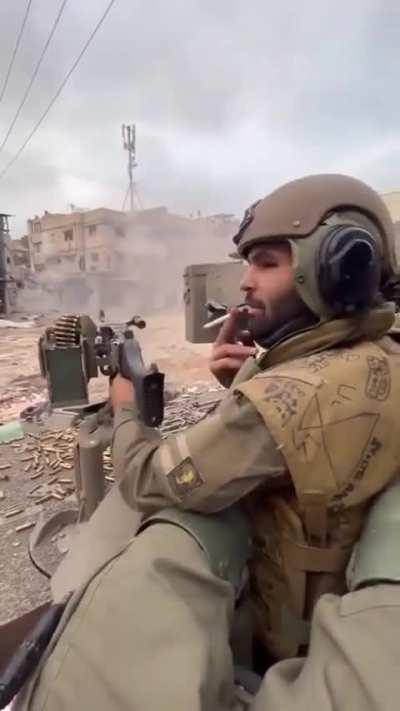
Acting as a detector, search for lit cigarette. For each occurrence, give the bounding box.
[203,313,230,330]
[203,305,248,330]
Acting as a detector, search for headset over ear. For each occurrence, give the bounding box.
[317,225,382,313]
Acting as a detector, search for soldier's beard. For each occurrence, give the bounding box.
[244,297,314,343]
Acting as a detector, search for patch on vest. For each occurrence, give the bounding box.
[167,457,204,499]
[263,376,313,426]
[365,355,391,401]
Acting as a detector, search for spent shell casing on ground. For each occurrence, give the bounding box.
[4,508,24,518]
[15,522,35,533]
[30,471,44,480]
[35,494,53,505]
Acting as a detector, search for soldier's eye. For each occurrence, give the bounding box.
[258,259,277,268]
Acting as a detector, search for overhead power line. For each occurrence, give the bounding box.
[0,0,118,182]
[0,0,69,155]
[0,0,33,104]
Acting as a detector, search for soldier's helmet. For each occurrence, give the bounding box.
[233,174,399,320]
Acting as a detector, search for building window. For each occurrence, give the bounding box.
[34,242,41,253]
[91,252,99,262]
[64,230,73,241]
[33,221,41,233]
[88,224,97,235]
[115,226,126,237]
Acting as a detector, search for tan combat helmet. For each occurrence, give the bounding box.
[233,174,399,320]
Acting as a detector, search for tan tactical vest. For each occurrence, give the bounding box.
[237,336,400,660]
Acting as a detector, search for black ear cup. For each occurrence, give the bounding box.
[318,225,381,313]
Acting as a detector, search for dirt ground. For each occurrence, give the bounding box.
[0,311,215,625]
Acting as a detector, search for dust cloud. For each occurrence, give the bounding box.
[14,209,239,322]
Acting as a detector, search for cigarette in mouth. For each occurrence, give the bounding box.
[203,304,248,330]
[203,313,231,330]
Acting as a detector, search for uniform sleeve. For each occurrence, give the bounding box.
[112,391,288,515]
[251,585,400,711]
[17,523,244,711]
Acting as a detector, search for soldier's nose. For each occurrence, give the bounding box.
[240,266,255,292]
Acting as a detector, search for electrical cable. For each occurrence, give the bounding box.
[0,0,69,154]
[0,0,34,104]
[0,0,117,181]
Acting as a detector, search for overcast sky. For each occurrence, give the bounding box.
[1,0,400,236]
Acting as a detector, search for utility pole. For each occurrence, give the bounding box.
[0,213,11,316]
[122,123,137,212]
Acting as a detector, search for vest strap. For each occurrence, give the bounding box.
[301,490,328,545]
[282,538,351,573]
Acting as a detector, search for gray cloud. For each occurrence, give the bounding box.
[1,0,400,236]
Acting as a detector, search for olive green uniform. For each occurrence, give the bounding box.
[112,309,394,522]
[15,496,400,711]
[112,382,287,516]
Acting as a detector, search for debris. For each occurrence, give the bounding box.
[35,494,53,505]
[0,490,5,500]
[28,483,44,496]
[15,521,35,533]
[52,492,64,501]
[0,319,36,329]
[0,473,10,481]
[0,420,25,444]
[0,463,11,470]
[30,470,44,480]
[4,507,24,518]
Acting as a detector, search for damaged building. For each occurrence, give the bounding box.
[27,207,128,311]
[26,206,239,314]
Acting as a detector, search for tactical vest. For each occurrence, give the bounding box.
[237,336,400,660]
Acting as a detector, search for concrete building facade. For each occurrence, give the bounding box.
[27,208,127,276]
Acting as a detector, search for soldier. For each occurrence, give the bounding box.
[110,173,400,660]
[11,173,400,708]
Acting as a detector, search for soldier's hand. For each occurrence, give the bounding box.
[110,373,135,411]
[209,308,256,388]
